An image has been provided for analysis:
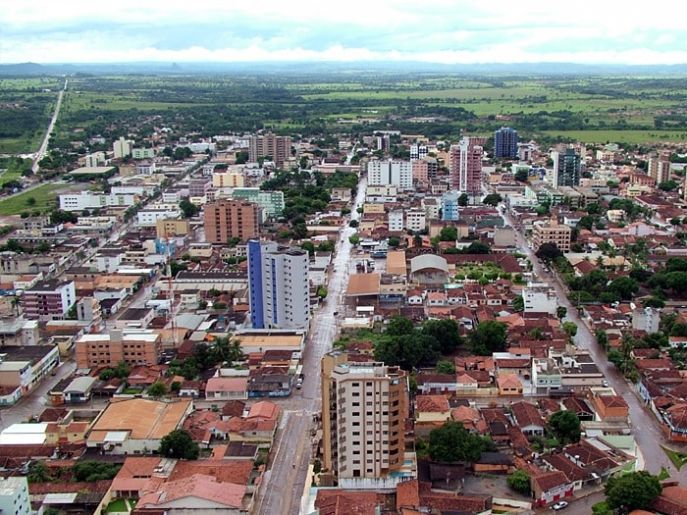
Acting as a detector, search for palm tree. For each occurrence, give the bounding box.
[10,296,19,316]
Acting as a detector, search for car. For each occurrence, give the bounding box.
[602,380,610,387]
[552,501,568,511]
[333,311,339,316]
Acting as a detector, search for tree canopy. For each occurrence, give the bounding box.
[604,471,661,511]
[535,242,563,262]
[548,410,581,444]
[428,421,492,463]
[469,320,507,355]
[159,429,199,460]
[507,470,531,495]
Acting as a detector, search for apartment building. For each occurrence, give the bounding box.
[85,151,106,168]
[204,199,260,244]
[156,218,190,238]
[405,208,427,232]
[552,147,583,187]
[189,177,212,197]
[249,133,292,168]
[22,280,76,321]
[449,137,484,195]
[494,127,518,159]
[75,331,161,369]
[212,170,245,188]
[232,187,285,218]
[322,353,408,481]
[248,240,310,330]
[532,219,572,252]
[131,147,155,159]
[113,137,131,159]
[137,205,182,227]
[648,156,672,184]
[388,210,404,232]
[0,477,31,515]
[367,160,413,190]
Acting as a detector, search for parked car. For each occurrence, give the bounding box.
[552,501,568,511]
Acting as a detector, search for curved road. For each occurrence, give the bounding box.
[503,208,686,480]
[32,79,67,173]
[255,175,367,515]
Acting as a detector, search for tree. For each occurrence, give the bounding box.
[458,193,469,206]
[413,233,423,247]
[536,243,563,262]
[428,421,489,463]
[482,193,502,206]
[463,241,491,254]
[512,295,524,312]
[179,198,200,218]
[26,196,36,206]
[374,334,440,370]
[421,319,462,354]
[608,276,639,300]
[556,306,567,319]
[72,461,121,481]
[507,470,531,495]
[659,180,679,191]
[604,471,661,511]
[439,226,458,241]
[169,260,187,277]
[548,411,581,444]
[349,220,359,228]
[349,234,360,245]
[596,329,609,350]
[388,236,401,248]
[591,501,613,515]
[27,461,52,482]
[515,169,529,183]
[386,316,415,337]
[469,321,508,355]
[148,381,167,398]
[436,360,456,374]
[159,429,200,460]
[562,321,578,338]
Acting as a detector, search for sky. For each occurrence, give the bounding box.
[2,0,686,65]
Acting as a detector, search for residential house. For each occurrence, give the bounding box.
[511,401,545,437]
[531,471,573,507]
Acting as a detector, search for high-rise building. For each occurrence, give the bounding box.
[113,137,131,159]
[204,199,260,244]
[367,160,413,189]
[22,280,76,321]
[0,477,31,515]
[552,147,582,187]
[449,137,484,195]
[494,127,518,159]
[248,133,292,169]
[248,240,310,330]
[322,352,409,480]
[410,144,428,160]
[441,191,461,221]
[648,156,671,184]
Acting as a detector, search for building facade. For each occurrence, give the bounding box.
[494,127,518,159]
[552,147,583,187]
[248,240,310,330]
[156,218,190,238]
[75,332,161,369]
[59,191,137,212]
[113,137,131,159]
[249,133,292,168]
[0,477,31,515]
[322,353,408,480]
[449,137,484,195]
[232,188,285,218]
[532,220,572,252]
[22,280,76,321]
[441,191,461,221]
[204,199,260,244]
[367,160,413,190]
[648,157,671,184]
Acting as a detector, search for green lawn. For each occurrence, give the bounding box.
[663,447,687,471]
[542,130,687,144]
[105,499,127,513]
[0,183,64,216]
[658,466,671,480]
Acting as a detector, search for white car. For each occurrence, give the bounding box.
[552,501,568,511]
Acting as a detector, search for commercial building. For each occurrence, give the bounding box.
[449,137,484,195]
[59,191,137,212]
[249,133,292,169]
[522,282,558,315]
[113,137,132,159]
[248,240,310,330]
[75,331,161,369]
[532,219,572,252]
[367,160,413,190]
[552,147,583,187]
[232,187,285,218]
[322,352,409,481]
[0,477,30,515]
[156,218,190,238]
[441,191,461,221]
[204,199,260,244]
[22,280,76,321]
[494,127,518,159]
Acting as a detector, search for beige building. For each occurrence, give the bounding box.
[249,133,292,169]
[155,218,190,238]
[532,219,572,252]
[321,352,408,480]
[212,171,245,188]
[204,199,260,244]
[648,157,671,184]
[75,331,161,369]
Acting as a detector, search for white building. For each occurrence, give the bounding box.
[136,161,156,175]
[632,306,660,334]
[137,207,182,227]
[405,208,427,232]
[113,137,132,159]
[388,210,404,232]
[522,282,557,315]
[367,160,413,190]
[59,191,137,212]
[0,476,30,515]
[85,151,106,168]
[132,148,155,159]
[248,240,310,330]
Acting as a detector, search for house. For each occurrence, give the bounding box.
[63,377,96,404]
[497,374,523,396]
[473,452,513,474]
[415,395,451,436]
[416,373,457,395]
[563,441,619,478]
[562,397,595,421]
[541,453,592,491]
[511,401,545,437]
[137,473,246,512]
[652,482,687,515]
[205,377,248,400]
[592,392,629,422]
[531,471,573,507]
[179,380,201,398]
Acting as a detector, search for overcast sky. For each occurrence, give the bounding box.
[2,0,686,64]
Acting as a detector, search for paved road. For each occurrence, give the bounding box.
[502,208,686,480]
[0,359,76,429]
[32,79,67,173]
[255,175,367,515]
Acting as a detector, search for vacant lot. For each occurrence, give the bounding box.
[0,183,67,216]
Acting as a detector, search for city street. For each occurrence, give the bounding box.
[255,175,367,514]
[502,208,687,480]
[32,79,67,173]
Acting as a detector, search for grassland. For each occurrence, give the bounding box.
[0,183,66,216]
[543,130,687,144]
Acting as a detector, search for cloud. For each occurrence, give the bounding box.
[2,0,686,64]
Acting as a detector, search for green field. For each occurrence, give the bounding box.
[543,130,687,144]
[0,183,65,216]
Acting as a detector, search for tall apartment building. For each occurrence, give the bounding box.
[249,133,292,169]
[405,208,427,232]
[494,127,518,159]
[441,191,461,221]
[532,219,572,252]
[85,151,106,168]
[552,147,582,187]
[322,352,408,480]
[0,477,31,515]
[367,160,413,190]
[648,156,671,184]
[248,240,310,330]
[388,210,404,232]
[113,137,132,159]
[75,331,161,369]
[189,177,212,197]
[22,280,76,321]
[410,144,428,160]
[204,199,260,244]
[449,137,484,195]
[231,187,285,218]
[412,160,429,187]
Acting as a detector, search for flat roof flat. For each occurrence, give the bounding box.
[68,166,116,175]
